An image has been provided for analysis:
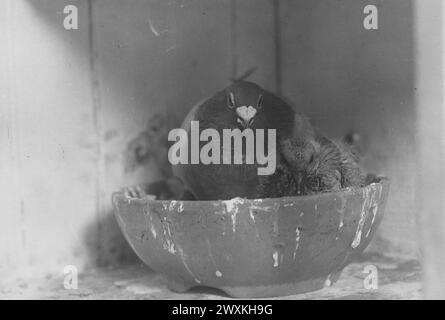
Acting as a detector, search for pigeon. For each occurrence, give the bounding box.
[173,81,366,200]
[281,135,366,195]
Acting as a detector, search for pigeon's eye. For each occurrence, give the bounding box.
[227,92,236,109]
[257,94,263,109]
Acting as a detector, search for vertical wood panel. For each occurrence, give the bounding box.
[0,0,25,278]
[233,0,276,91]
[92,0,231,264]
[414,0,444,299]
[280,0,417,257]
[272,0,282,94]
[0,0,98,277]
[1,0,234,276]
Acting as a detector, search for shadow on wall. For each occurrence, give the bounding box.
[82,209,140,267]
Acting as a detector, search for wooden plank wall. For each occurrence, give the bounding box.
[279,0,417,257]
[0,0,98,278]
[414,0,444,299]
[0,0,418,278]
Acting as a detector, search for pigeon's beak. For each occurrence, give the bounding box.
[237,118,255,129]
[236,106,257,129]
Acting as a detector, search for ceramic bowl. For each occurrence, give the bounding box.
[112,178,389,298]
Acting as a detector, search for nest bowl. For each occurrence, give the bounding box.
[112,177,389,298]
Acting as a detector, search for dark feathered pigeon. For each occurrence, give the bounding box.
[173,81,366,200]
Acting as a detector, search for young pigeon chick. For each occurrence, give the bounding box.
[281,135,366,195]
[335,139,366,188]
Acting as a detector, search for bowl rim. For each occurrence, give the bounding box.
[112,176,389,206]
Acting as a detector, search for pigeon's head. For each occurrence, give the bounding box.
[224,81,267,129]
[195,81,294,133]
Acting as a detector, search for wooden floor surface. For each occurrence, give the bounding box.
[0,254,422,300]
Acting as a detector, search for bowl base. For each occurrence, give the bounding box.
[166,272,342,298]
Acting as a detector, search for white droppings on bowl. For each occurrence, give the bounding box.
[206,238,222,275]
[272,251,279,267]
[366,184,381,237]
[149,223,157,239]
[168,200,184,213]
[351,185,374,248]
[177,246,201,284]
[161,221,176,254]
[337,194,347,230]
[324,274,332,287]
[223,197,245,233]
[293,227,301,260]
[283,203,294,207]
[223,197,244,212]
[248,204,274,222]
